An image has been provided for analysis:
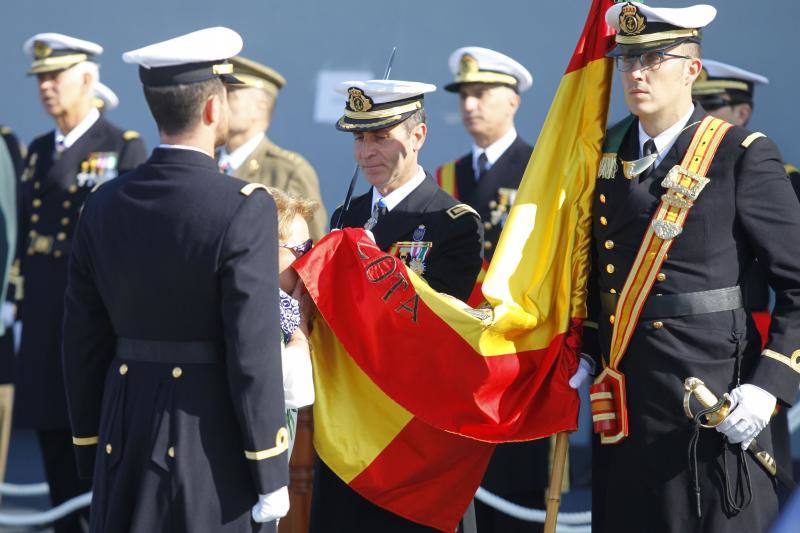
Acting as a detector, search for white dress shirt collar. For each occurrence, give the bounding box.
[54,107,100,150]
[157,144,213,158]
[371,165,426,212]
[471,126,517,178]
[218,132,265,172]
[638,105,695,166]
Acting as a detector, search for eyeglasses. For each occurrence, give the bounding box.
[615,51,692,72]
[280,238,313,257]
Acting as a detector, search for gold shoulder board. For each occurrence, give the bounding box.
[240,182,270,196]
[122,130,140,141]
[741,132,765,148]
[0,126,11,135]
[446,204,479,220]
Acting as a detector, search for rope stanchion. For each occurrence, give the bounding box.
[0,491,91,526]
[474,487,591,528]
[0,482,49,497]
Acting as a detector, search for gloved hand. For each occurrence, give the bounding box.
[1,302,16,329]
[251,486,290,523]
[569,354,595,389]
[715,384,776,449]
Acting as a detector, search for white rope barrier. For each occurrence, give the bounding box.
[0,482,49,496]
[0,491,91,526]
[474,487,591,528]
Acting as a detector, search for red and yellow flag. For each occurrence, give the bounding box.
[294,1,616,530]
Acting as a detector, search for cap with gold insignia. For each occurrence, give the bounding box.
[93,81,119,111]
[693,59,768,107]
[335,80,436,132]
[229,56,286,97]
[122,27,243,87]
[444,46,532,93]
[605,2,716,57]
[23,33,103,75]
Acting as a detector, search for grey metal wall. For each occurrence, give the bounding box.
[2,0,798,214]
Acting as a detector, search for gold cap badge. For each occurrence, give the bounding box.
[348,87,373,112]
[619,3,646,36]
[459,54,479,77]
[33,40,52,59]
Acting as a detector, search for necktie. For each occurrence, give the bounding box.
[55,137,66,158]
[219,159,233,175]
[364,199,387,230]
[477,152,489,180]
[640,138,657,180]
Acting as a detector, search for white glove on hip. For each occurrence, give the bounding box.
[251,486,290,523]
[715,384,776,449]
[568,355,594,389]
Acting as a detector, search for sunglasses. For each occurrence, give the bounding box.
[280,238,313,257]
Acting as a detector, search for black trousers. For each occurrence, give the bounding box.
[37,428,92,533]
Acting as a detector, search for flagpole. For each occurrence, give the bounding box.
[543,431,569,533]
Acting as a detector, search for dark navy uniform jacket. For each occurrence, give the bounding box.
[62,147,288,532]
[588,105,800,533]
[311,173,483,532]
[437,135,532,261]
[14,117,146,429]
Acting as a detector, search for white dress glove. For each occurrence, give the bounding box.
[568,355,594,389]
[715,384,776,449]
[1,302,15,329]
[251,486,290,523]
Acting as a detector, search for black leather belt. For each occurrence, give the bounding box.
[600,286,744,319]
[116,338,220,364]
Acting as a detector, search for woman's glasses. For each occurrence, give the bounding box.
[280,239,313,257]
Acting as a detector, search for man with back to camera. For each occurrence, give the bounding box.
[61,27,289,532]
[13,32,146,532]
[309,79,484,532]
[585,3,800,531]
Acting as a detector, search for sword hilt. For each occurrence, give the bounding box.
[683,377,731,428]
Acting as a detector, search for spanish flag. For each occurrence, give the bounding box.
[295,1,616,529]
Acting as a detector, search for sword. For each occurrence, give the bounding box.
[332,46,398,230]
[683,377,795,490]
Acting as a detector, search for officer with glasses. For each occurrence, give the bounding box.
[583,3,800,532]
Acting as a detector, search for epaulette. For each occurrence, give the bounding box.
[598,114,636,179]
[741,132,765,148]
[122,130,140,141]
[785,163,799,176]
[267,142,301,163]
[0,126,11,135]
[446,203,479,220]
[240,182,270,196]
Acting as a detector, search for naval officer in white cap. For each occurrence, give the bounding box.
[309,80,483,532]
[61,27,289,532]
[436,48,543,532]
[14,32,146,533]
[584,3,800,531]
[92,82,120,113]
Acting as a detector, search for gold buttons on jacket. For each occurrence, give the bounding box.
[68,184,78,194]
[61,217,70,226]
[652,321,664,329]
[119,364,128,375]
[105,443,113,454]
[172,367,183,379]
[600,216,608,226]
[599,194,607,204]
[484,222,492,230]
[604,240,614,250]
[168,446,175,458]
[606,264,615,274]
[610,288,617,294]
[63,200,72,209]
[34,181,41,190]
[609,314,615,324]
[32,199,42,208]
[54,251,62,258]
[57,232,66,241]
[484,241,493,250]
[31,214,39,223]
[656,273,667,282]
